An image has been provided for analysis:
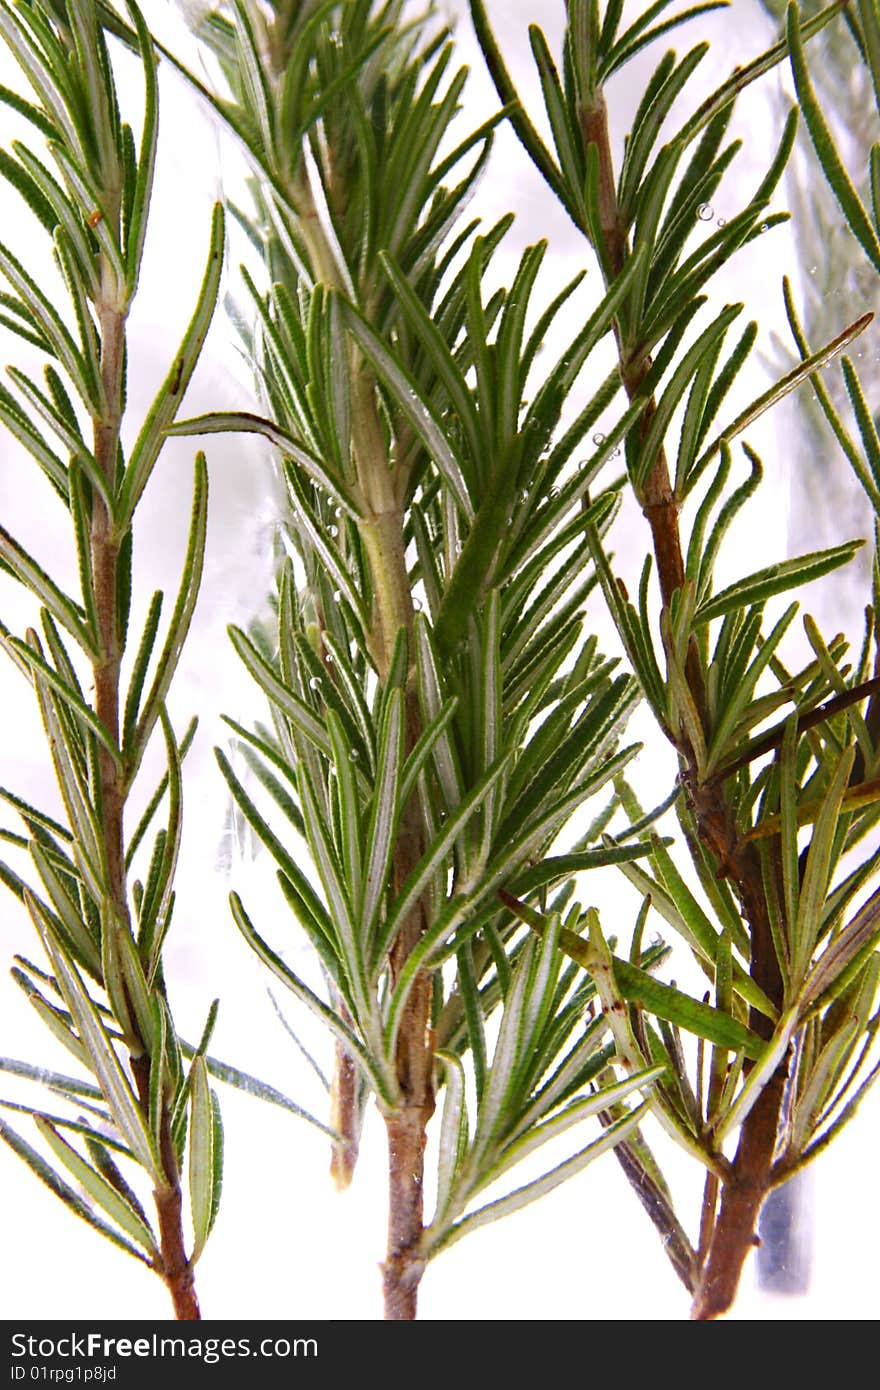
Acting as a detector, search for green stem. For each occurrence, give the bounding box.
[267,16,434,1318]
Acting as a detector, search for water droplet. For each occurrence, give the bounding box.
[328,524,339,537]
[760,221,769,233]
[349,748,359,762]
[697,203,713,221]
[333,506,342,518]
[716,217,726,227]
[413,597,423,612]
[592,432,606,445]
[519,489,530,503]
[309,676,321,690]
[333,589,342,602]
[611,445,621,458]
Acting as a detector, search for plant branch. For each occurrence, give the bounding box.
[93,273,198,1319]
[580,85,788,1318]
[265,13,435,1318]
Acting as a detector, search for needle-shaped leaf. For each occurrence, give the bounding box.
[0,1115,151,1264]
[122,0,158,293]
[168,410,360,519]
[468,3,577,223]
[375,749,514,977]
[0,526,95,656]
[214,748,336,949]
[0,384,68,500]
[361,687,404,947]
[119,205,224,525]
[0,238,98,409]
[130,456,208,783]
[228,625,332,759]
[342,300,475,520]
[138,709,183,983]
[695,542,862,626]
[229,892,396,1107]
[27,894,161,1182]
[35,1117,157,1256]
[511,893,764,1059]
[380,250,481,475]
[1,633,121,768]
[188,1054,215,1262]
[694,309,874,477]
[788,0,880,273]
[433,1050,469,1227]
[528,26,584,218]
[430,1100,652,1255]
[29,840,100,978]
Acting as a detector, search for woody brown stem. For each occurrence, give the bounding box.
[352,349,434,1318]
[581,90,787,1318]
[691,1070,787,1319]
[380,690,435,1320]
[131,1056,200,1320]
[329,1022,362,1189]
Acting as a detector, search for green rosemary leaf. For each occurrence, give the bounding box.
[381,251,481,475]
[375,749,514,976]
[694,308,874,475]
[468,2,576,222]
[121,0,157,293]
[120,206,224,525]
[788,0,880,272]
[29,841,100,978]
[695,541,863,625]
[229,891,396,1106]
[433,1050,469,1227]
[0,1115,151,1264]
[0,527,95,657]
[792,747,856,986]
[27,894,161,1181]
[343,299,475,520]
[188,1055,215,1263]
[618,44,709,226]
[121,591,163,761]
[130,457,208,784]
[528,25,584,218]
[361,687,404,950]
[602,5,727,82]
[228,626,331,759]
[124,717,196,871]
[214,748,336,947]
[633,302,742,492]
[430,1100,652,1256]
[35,1116,157,1256]
[1,633,121,768]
